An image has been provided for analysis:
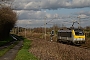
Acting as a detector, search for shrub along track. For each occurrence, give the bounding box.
[29,38,90,60]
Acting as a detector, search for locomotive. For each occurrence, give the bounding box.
[57,28,85,45]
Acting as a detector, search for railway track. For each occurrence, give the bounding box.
[54,39,90,50]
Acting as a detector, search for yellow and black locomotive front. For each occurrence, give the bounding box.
[72,29,85,44]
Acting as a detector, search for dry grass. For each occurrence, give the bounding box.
[19,32,90,60]
[81,38,90,49]
[29,38,90,60]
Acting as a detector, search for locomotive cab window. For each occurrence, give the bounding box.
[74,29,84,36]
[75,31,84,36]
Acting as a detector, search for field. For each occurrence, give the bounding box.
[29,38,90,60]
[19,31,90,60]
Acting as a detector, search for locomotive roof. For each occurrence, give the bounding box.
[58,30,72,32]
[58,28,83,32]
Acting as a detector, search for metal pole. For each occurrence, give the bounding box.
[25,28,26,37]
[29,21,31,33]
[44,16,47,40]
[18,26,19,35]
[25,25,27,37]
[77,16,81,28]
[79,16,81,28]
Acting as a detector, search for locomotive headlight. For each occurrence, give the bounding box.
[74,38,85,41]
[74,38,77,40]
[83,38,85,40]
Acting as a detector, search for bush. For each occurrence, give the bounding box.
[0,7,17,40]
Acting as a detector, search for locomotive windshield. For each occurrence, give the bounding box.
[74,29,84,36]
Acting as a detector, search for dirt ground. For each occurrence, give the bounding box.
[0,41,23,60]
[29,38,90,60]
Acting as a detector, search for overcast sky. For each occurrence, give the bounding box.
[11,0,90,28]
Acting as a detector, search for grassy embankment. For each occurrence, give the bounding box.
[14,38,39,60]
[0,36,18,57]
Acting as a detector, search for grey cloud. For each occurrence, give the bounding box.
[17,10,59,20]
[12,0,90,11]
[74,11,90,19]
[13,0,90,27]
[79,11,90,16]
